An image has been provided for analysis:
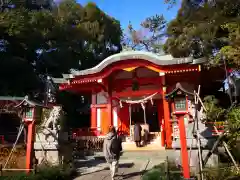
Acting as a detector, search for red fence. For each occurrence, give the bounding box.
[206,122,225,136]
[70,128,130,139]
[0,132,25,145]
[71,128,101,139]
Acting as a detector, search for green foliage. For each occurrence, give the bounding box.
[203,166,240,180]
[142,162,182,180]
[203,95,240,161]
[164,0,240,68]
[0,0,122,97]
[203,95,226,122]
[0,164,76,180]
[143,162,240,180]
[226,107,240,147]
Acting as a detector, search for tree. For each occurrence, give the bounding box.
[0,0,122,97]
[164,0,240,161]
[163,0,240,68]
[0,0,54,11]
[123,14,166,54]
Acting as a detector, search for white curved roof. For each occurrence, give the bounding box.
[69,51,206,76]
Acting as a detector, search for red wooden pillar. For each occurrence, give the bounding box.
[157,100,165,147]
[107,79,113,129]
[107,96,113,129]
[178,115,190,178]
[91,93,97,129]
[119,103,130,135]
[186,95,189,111]
[162,86,172,148]
[171,101,175,112]
[26,120,35,173]
[161,118,165,147]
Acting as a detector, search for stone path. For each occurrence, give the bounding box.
[74,150,173,180]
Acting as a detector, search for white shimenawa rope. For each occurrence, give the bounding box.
[119,92,158,104]
[118,92,158,125]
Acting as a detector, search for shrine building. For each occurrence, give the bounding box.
[52,51,224,149]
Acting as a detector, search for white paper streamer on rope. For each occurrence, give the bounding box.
[141,103,147,124]
[119,100,123,108]
[120,92,158,105]
[116,92,158,125]
[150,98,153,105]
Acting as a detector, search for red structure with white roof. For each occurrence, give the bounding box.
[52,50,224,178]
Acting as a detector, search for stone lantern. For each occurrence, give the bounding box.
[15,96,46,173]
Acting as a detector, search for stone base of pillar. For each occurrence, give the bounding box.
[34,142,60,165]
[170,149,219,168]
[34,129,60,165]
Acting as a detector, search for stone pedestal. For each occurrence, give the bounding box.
[34,129,60,165]
[169,149,218,168]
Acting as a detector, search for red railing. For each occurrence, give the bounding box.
[206,122,226,136]
[71,128,101,139]
[0,132,25,144]
[70,128,130,139]
[117,130,129,136]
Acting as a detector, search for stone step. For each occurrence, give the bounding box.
[93,150,172,162]
[122,142,164,151]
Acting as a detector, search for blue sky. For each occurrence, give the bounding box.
[77,0,180,30]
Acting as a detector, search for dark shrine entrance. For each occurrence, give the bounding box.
[131,104,144,124]
[130,101,160,132]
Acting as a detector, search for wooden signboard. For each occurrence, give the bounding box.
[173,125,180,139]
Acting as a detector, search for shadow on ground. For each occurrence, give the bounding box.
[74,157,134,168]
[119,163,134,168]
[74,158,106,168]
[121,171,142,179]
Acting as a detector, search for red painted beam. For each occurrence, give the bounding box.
[113,77,162,91]
[112,89,161,98]
[59,63,199,92]
[61,83,104,93]
[73,59,160,80]
[91,104,107,108]
[71,60,199,82]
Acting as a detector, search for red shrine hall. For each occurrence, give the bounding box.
[53,51,223,149]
